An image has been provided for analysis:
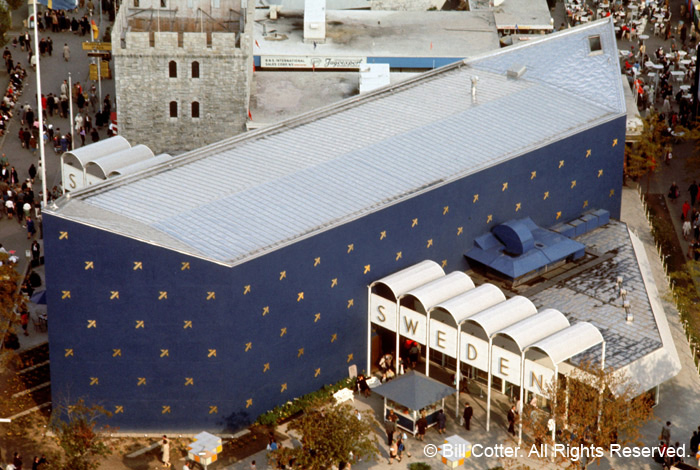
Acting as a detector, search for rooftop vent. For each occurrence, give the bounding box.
[588,35,602,54]
[506,64,526,79]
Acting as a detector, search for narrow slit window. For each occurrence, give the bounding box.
[191,101,200,118]
[169,101,178,117]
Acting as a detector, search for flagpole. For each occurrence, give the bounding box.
[33,0,48,209]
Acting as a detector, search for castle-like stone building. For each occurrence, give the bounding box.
[111,0,254,154]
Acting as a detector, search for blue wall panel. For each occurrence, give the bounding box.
[44,116,625,432]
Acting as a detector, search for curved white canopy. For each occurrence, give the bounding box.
[526,322,604,365]
[402,271,475,311]
[433,283,506,325]
[86,145,154,179]
[496,308,570,352]
[465,295,538,338]
[109,153,172,178]
[370,260,444,300]
[62,136,130,169]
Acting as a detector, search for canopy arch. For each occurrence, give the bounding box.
[370,260,444,301]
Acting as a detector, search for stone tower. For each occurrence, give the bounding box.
[111,0,254,154]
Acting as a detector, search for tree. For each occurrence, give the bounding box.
[269,401,379,469]
[669,261,700,346]
[50,398,114,470]
[5,0,23,10]
[626,111,670,194]
[0,4,10,48]
[522,361,654,469]
[0,252,23,370]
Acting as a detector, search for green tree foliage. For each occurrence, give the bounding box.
[522,361,653,469]
[669,261,700,345]
[269,401,379,470]
[626,111,670,194]
[50,398,114,470]
[0,4,10,48]
[5,0,23,10]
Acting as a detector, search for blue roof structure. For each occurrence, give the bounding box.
[372,371,456,411]
[465,217,585,279]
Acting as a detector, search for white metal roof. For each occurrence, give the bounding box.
[496,308,570,351]
[402,272,475,311]
[463,295,538,338]
[48,19,625,266]
[526,322,604,365]
[371,260,444,300]
[433,283,506,325]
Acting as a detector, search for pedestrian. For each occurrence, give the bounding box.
[396,434,410,461]
[161,435,170,468]
[47,37,53,56]
[668,182,679,202]
[30,457,39,470]
[388,441,398,465]
[28,163,36,182]
[90,128,99,143]
[13,452,23,470]
[20,310,29,336]
[249,461,256,470]
[416,411,428,441]
[436,408,446,434]
[463,402,473,431]
[683,218,691,240]
[507,405,517,436]
[661,421,671,445]
[63,43,70,61]
[696,443,700,468]
[385,409,398,446]
[690,182,699,207]
[31,240,40,264]
[27,217,36,239]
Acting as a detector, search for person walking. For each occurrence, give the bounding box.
[385,409,398,446]
[463,402,473,431]
[26,217,36,239]
[661,421,671,445]
[31,240,40,264]
[689,182,699,207]
[507,405,517,436]
[161,435,171,468]
[62,43,70,61]
[436,408,446,434]
[416,411,428,441]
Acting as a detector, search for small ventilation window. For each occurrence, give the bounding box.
[588,35,602,54]
[192,61,200,78]
[169,101,178,118]
[191,101,200,118]
[169,60,177,78]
